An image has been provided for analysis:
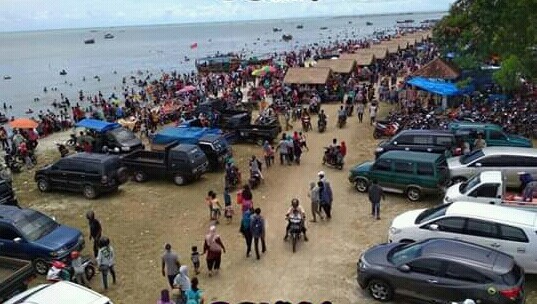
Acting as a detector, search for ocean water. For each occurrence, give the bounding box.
[0,11,445,118]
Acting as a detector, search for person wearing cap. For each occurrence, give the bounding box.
[162,243,181,288]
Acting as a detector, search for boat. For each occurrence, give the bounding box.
[84,38,95,44]
[366,22,373,26]
[282,34,293,42]
[296,24,303,29]
[195,54,241,74]
[59,69,67,76]
[242,54,273,66]
[3,76,11,80]
[104,33,114,39]
[396,19,415,23]
[0,115,8,124]
[320,27,328,30]
[273,27,282,32]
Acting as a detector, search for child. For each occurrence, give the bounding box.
[191,246,201,275]
[223,187,234,224]
[206,191,222,224]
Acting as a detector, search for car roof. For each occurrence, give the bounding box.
[4,281,111,304]
[66,152,118,163]
[0,205,24,221]
[479,171,502,183]
[379,151,443,163]
[449,122,502,130]
[171,144,200,152]
[396,129,454,136]
[419,239,512,273]
[480,147,537,157]
[447,201,537,227]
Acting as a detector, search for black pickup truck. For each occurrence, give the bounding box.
[227,113,281,144]
[0,257,35,302]
[193,99,252,127]
[121,142,209,185]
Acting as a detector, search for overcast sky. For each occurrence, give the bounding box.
[1,0,456,32]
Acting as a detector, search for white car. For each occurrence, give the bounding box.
[388,201,537,274]
[4,281,113,304]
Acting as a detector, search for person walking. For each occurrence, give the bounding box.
[308,182,323,222]
[250,208,266,260]
[162,243,181,289]
[240,185,253,214]
[86,210,102,258]
[368,179,385,220]
[276,134,289,165]
[96,237,116,290]
[173,265,191,304]
[356,102,364,123]
[318,181,332,219]
[185,277,205,304]
[202,226,226,276]
[369,102,378,125]
[157,289,175,304]
[239,208,253,257]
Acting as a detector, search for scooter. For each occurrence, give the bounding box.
[46,256,96,283]
[322,147,344,170]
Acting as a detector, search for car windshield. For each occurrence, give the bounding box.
[460,174,481,194]
[388,243,423,265]
[13,209,59,241]
[110,128,136,141]
[460,150,484,165]
[415,203,451,224]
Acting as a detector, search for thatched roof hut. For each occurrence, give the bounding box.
[283,67,331,84]
[315,59,356,74]
[411,57,461,80]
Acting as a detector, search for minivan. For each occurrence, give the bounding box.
[349,151,449,201]
[388,201,537,274]
[375,130,456,158]
[448,122,532,148]
[447,147,537,187]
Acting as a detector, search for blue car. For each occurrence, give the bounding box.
[0,205,84,275]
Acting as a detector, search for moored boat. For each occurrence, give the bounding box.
[282,34,293,42]
[195,54,241,74]
[104,33,114,39]
[84,38,95,44]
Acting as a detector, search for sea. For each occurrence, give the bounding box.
[0,11,445,118]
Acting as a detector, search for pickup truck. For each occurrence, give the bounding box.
[193,99,252,127]
[76,118,144,153]
[443,170,537,209]
[121,142,209,185]
[224,113,281,144]
[0,257,35,302]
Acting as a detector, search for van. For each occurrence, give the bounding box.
[448,122,532,148]
[349,151,449,201]
[375,130,456,158]
[447,147,537,187]
[388,201,537,274]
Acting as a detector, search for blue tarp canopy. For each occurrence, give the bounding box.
[76,119,121,133]
[153,126,223,145]
[407,77,473,96]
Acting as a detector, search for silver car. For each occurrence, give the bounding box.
[447,147,537,187]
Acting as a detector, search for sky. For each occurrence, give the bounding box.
[0,0,456,32]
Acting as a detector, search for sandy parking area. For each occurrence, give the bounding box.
[12,104,537,303]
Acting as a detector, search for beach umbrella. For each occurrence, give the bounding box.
[177,85,196,94]
[9,118,38,129]
[252,66,277,76]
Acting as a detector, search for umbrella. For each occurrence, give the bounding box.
[177,85,196,94]
[9,118,38,129]
[251,65,277,76]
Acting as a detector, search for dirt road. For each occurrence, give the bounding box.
[13,104,537,303]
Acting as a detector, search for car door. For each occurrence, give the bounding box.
[466,183,501,204]
[0,224,31,260]
[61,160,84,191]
[393,161,415,192]
[488,129,508,146]
[401,258,447,301]
[390,134,413,153]
[496,224,533,273]
[419,217,467,241]
[438,262,492,301]
[460,218,501,251]
[369,158,396,191]
[469,155,503,177]
[48,160,69,189]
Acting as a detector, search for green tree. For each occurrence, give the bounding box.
[492,55,525,93]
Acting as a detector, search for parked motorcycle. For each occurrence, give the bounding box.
[373,121,399,139]
[46,256,96,284]
[4,153,22,174]
[322,147,344,170]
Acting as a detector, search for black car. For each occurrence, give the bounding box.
[34,153,128,199]
[375,130,456,159]
[357,238,524,304]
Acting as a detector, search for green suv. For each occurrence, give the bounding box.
[348,151,449,201]
[448,122,532,148]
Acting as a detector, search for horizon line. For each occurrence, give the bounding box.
[1,9,447,34]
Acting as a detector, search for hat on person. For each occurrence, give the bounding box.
[318,171,325,177]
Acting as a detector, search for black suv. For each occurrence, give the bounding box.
[0,179,17,206]
[34,153,128,199]
[375,129,456,158]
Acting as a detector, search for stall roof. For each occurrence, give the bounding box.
[315,59,356,73]
[338,53,374,66]
[407,77,473,96]
[412,57,461,80]
[283,67,331,84]
[76,119,120,133]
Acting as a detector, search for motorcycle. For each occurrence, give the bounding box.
[337,115,347,128]
[65,134,77,147]
[373,121,399,139]
[225,167,241,189]
[301,116,312,132]
[4,153,22,174]
[46,256,96,284]
[14,150,37,167]
[322,147,344,170]
[248,170,261,189]
[56,143,70,158]
[318,118,327,133]
[286,217,303,253]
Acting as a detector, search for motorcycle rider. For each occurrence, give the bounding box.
[249,155,263,181]
[284,198,308,242]
[337,105,347,126]
[317,109,327,129]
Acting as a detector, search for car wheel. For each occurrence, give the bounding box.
[83,185,97,199]
[407,187,421,201]
[117,167,128,184]
[355,178,369,192]
[37,178,50,192]
[174,174,185,186]
[33,259,49,275]
[133,171,147,183]
[367,279,393,302]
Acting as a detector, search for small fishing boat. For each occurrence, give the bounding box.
[296,24,303,29]
[195,54,241,74]
[282,34,293,42]
[366,21,373,26]
[396,19,415,23]
[104,33,114,39]
[59,69,67,76]
[273,27,282,32]
[84,38,95,44]
[320,27,328,30]
[3,76,11,80]
[0,114,8,124]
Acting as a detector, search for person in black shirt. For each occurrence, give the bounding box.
[86,210,102,257]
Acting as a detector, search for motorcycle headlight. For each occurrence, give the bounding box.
[389,227,401,235]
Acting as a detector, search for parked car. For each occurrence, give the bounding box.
[349,151,449,201]
[76,118,144,153]
[357,238,525,303]
[121,142,209,185]
[374,129,456,159]
[35,153,128,199]
[447,147,537,186]
[0,178,18,205]
[0,257,35,302]
[4,281,112,304]
[448,122,532,148]
[0,205,84,275]
[444,171,537,208]
[388,201,537,274]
